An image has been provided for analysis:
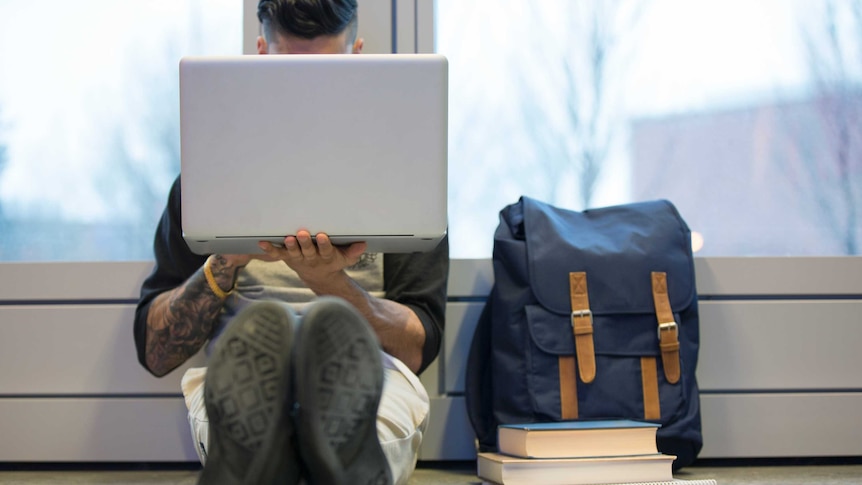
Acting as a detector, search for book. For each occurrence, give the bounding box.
[477,451,675,485]
[602,481,718,485]
[482,480,717,485]
[497,419,660,459]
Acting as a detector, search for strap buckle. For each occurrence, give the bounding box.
[571,309,593,335]
[571,309,592,323]
[657,321,677,340]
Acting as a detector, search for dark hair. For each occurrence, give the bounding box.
[257,0,358,45]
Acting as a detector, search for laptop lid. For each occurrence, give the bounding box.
[179,54,448,254]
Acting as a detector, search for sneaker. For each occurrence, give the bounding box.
[293,297,392,485]
[198,301,301,485]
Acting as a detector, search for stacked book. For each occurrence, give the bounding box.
[477,419,716,485]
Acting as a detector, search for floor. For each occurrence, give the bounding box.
[0,459,861,484]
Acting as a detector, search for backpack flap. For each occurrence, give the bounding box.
[513,196,696,381]
[519,196,696,317]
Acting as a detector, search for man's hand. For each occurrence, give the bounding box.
[259,230,425,373]
[258,230,367,285]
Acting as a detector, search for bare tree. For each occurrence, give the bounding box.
[515,0,643,208]
[791,0,862,254]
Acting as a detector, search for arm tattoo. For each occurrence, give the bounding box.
[145,269,227,376]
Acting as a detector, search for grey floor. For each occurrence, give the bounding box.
[1,460,861,484]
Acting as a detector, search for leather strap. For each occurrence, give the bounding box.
[569,272,596,383]
[558,355,579,419]
[641,356,661,420]
[652,272,681,384]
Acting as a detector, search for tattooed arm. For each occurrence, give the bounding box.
[143,255,248,377]
[134,176,256,377]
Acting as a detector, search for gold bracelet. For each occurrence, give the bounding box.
[203,255,234,300]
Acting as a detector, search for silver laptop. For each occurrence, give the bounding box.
[179,54,448,254]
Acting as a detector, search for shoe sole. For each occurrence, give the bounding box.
[198,301,300,485]
[294,297,393,485]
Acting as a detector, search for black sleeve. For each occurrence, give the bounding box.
[383,233,449,375]
[133,175,207,374]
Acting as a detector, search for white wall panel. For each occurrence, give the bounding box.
[418,354,441,396]
[700,393,862,458]
[242,0,258,54]
[0,305,205,394]
[443,302,483,394]
[0,398,197,462]
[446,259,494,298]
[418,396,476,461]
[416,0,435,53]
[0,262,151,301]
[694,257,862,296]
[357,0,394,54]
[394,0,416,53]
[697,301,862,390]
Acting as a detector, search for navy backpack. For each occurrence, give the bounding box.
[465,196,703,469]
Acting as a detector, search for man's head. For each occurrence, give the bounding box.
[257,0,362,55]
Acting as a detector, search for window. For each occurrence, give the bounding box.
[0,0,241,261]
[4,1,859,261]
[436,0,862,257]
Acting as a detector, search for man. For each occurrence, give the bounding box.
[133,1,449,484]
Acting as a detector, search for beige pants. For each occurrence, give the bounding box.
[181,352,430,485]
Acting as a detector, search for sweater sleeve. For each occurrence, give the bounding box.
[383,234,449,375]
[133,176,207,374]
